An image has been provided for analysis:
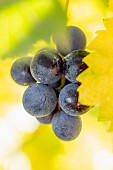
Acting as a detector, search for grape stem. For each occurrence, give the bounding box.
[65,0,70,15]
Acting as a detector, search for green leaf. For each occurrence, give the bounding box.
[0,0,66,59]
[0,0,21,10]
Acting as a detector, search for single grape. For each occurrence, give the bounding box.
[53,26,87,56]
[11,57,36,86]
[22,83,57,117]
[36,112,53,124]
[59,83,90,116]
[59,83,79,116]
[63,50,89,83]
[49,79,61,88]
[30,48,63,84]
[52,110,82,141]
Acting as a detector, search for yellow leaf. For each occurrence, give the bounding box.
[77,12,113,130]
[98,101,113,121]
[109,0,113,11]
[88,30,113,54]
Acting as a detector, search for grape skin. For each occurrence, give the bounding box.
[22,83,57,117]
[49,78,61,88]
[36,103,59,124]
[59,83,79,116]
[63,50,89,83]
[30,49,63,84]
[59,83,90,116]
[53,26,87,56]
[36,113,53,124]
[11,57,36,86]
[52,110,82,141]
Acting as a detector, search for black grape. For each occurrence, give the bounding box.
[53,26,87,56]
[22,83,57,117]
[63,50,89,83]
[11,57,36,86]
[59,83,90,116]
[52,110,82,141]
[36,113,53,124]
[30,48,63,84]
[49,79,61,88]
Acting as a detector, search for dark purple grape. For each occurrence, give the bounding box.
[22,83,57,117]
[30,48,63,84]
[53,26,87,56]
[36,113,53,124]
[63,50,89,83]
[11,57,36,86]
[49,79,61,88]
[59,83,90,116]
[52,110,82,141]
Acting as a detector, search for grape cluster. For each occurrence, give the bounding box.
[11,26,91,141]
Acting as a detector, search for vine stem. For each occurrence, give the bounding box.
[65,0,70,16]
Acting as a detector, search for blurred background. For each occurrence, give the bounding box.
[0,0,113,170]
